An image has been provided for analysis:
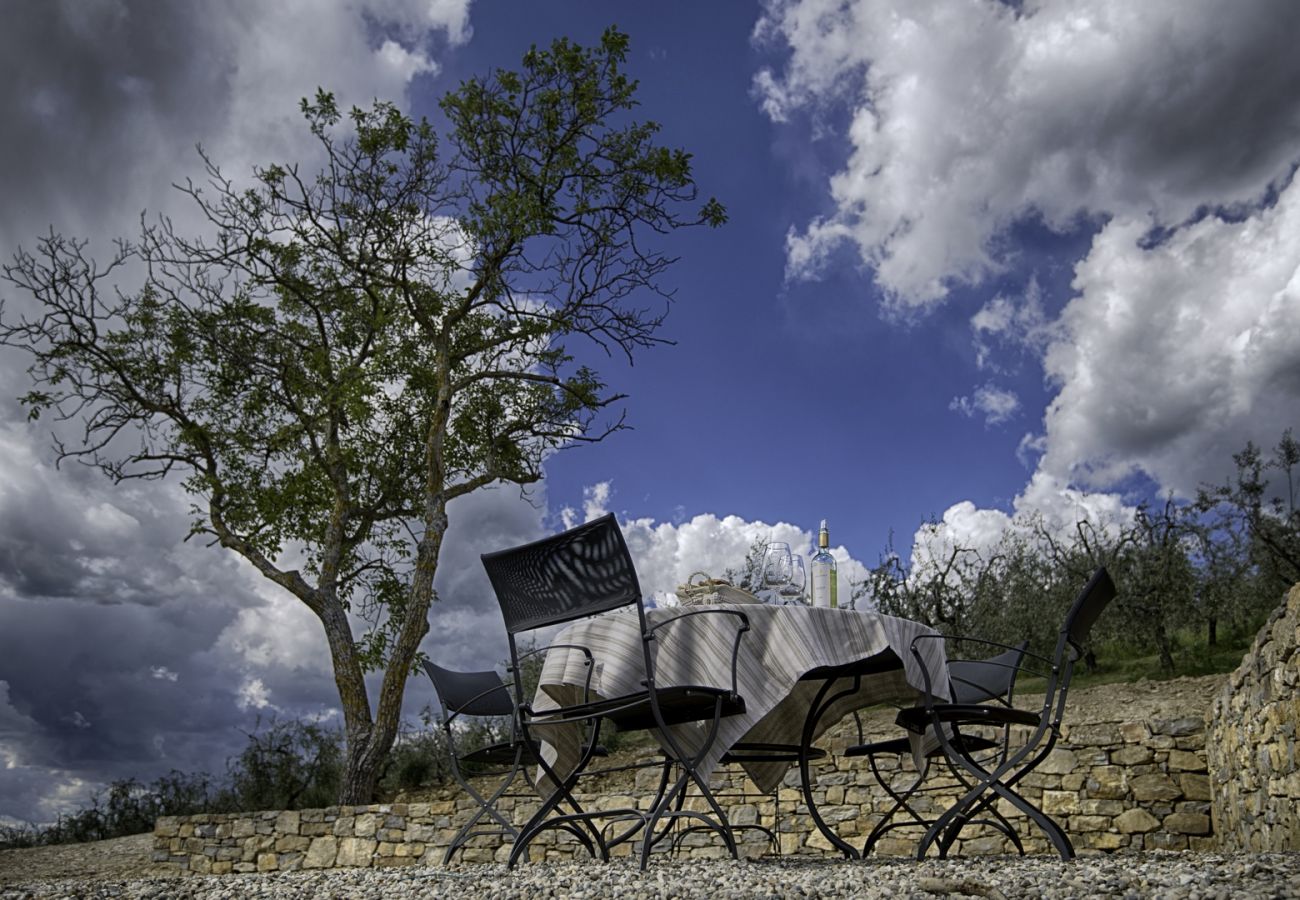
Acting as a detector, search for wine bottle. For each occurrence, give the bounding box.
[810,519,838,608]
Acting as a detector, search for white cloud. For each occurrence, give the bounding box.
[236,677,273,712]
[756,0,1300,308]
[560,481,613,530]
[1038,183,1300,497]
[909,473,1134,578]
[573,483,871,605]
[950,383,1021,426]
[149,666,179,683]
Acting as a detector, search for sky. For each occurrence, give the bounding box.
[2,0,1299,825]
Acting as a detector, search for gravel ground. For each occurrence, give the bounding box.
[3,852,1300,900]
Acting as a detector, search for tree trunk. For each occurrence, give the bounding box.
[1208,616,1218,647]
[339,727,385,805]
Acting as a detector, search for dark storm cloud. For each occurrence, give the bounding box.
[0,1,232,247]
[0,0,475,823]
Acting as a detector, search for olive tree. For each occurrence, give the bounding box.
[0,29,724,803]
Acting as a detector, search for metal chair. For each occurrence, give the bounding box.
[421,661,540,863]
[903,567,1117,860]
[481,513,751,870]
[422,659,614,863]
[845,641,1029,856]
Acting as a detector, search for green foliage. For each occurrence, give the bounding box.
[858,431,1298,675]
[0,28,724,804]
[224,717,343,812]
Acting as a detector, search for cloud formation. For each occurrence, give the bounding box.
[756,0,1300,307]
[0,0,474,825]
[758,0,1300,562]
[1040,183,1300,497]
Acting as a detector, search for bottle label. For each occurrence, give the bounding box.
[811,560,831,608]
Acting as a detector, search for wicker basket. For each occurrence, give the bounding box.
[675,572,762,606]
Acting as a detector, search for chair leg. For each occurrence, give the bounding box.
[506,734,611,868]
[918,757,1072,861]
[443,750,524,864]
[639,697,737,871]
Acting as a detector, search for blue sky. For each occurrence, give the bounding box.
[2,0,1299,824]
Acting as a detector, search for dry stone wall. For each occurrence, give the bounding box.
[1207,583,1300,851]
[154,676,1223,871]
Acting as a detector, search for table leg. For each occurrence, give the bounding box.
[798,674,865,860]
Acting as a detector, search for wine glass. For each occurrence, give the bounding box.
[757,542,792,604]
[780,554,807,605]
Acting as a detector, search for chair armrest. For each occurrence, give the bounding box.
[645,607,751,697]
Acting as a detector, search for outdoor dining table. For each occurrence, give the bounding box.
[529,603,951,857]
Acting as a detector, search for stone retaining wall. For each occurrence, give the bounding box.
[1207,583,1300,851]
[154,676,1223,872]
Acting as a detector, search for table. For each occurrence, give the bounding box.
[529,604,951,853]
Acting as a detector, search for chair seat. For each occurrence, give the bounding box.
[844,732,1000,758]
[896,703,1042,734]
[461,741,608,767]
[720,742,828,764]
[528,685,745,733]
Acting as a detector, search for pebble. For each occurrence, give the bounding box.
[3,851,1300,900]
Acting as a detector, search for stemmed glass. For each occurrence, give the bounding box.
[781,555,808,605]
[757,542,793,604]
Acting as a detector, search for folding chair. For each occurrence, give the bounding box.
[902,567,1117,859]
[846,641,1029,856]
[423,659,615,863]
[421,661,541,863]
[481,513,751,870]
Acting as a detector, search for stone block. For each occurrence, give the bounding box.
[1179,773,1213,802]
[274,835,310,853]
[303,836,338,869]
[1068,725,1119,746]
[1041,791,1080,816]
[1039,749,1077,775]
[1119,722,1150,742]
[354,813,380,838]
[231,819,255,839]
[1168,749,1207,772]
[1086,766,1127,799]
[1164,812,1212,835]
[1068,815,1110,832]
[1111,746,1153,766]
[1144,832,1189,851]
[1077,831,1126,851]
[275,810,301,835]
[1154,717,1204,737]
[1115,808,1160,833]
[257,852,278,872]
[1130,773,1181,801]
[1061,774,1087,791]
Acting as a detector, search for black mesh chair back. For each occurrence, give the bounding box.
[483,513,641,634]
[423,660,514,718]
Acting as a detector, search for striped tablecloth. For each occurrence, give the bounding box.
[530,605,950,795]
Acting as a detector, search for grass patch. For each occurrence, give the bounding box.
[1016,628,1255,695]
